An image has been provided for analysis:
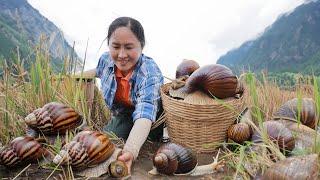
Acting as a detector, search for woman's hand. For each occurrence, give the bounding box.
[117,150,134,175]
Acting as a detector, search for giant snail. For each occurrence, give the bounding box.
[24,102,83,135]
[148,142,225,176]
[273,98,317,129]
[53,130,128,178]
[170,64,244,100]
[0,136,48,167]
[262,154,319,180]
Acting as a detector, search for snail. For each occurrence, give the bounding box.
[149,143,225,176]
[53,130,115,169]
[0,136,47,167]
[274,119,320,151]
[227,123,252,144]
[74,147,129,178]
[227,108,253,144]
[108,160,129,178]
[152,142,197,175]
[273,98,317,129]
[178,64,241,99]
[251,121,295,152]
[25,102,83,134]
[262,154,319,180]
[175,59,200,79]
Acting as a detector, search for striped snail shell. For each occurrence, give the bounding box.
[181,64,241,99]
[227,122,252,144]
[273,98,317,129]
[25,102,83,134]
[53,131,115,169]
[0,136,46,167]
[153,142,197,175]
[176,59,200,79]
[262,154,318,180]
[251,121,295,152]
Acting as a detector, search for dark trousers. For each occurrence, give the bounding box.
[103,111,164,141]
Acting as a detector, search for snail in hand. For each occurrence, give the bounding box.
[53,130,115,169]
[0,136,47,167]
[25,102,83,134]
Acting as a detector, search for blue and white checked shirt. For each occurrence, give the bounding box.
[96,52,164,122]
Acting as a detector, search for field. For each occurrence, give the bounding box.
[0,43,319,179]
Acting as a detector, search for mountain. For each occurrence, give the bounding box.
[0,0,81,71]
[217,1,320,75]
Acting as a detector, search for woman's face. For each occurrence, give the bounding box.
[109,27,142,75]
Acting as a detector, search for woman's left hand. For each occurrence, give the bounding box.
[117,151,134,175]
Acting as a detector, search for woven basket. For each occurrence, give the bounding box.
[161,83,245,153]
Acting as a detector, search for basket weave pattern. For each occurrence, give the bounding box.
[161,83,245,153]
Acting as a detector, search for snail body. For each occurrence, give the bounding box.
[227,122,252,144]
[0,136,46,167]
[176,59,200,79]
[153,142,197,175]
[273,98,317,129]
[25,102,83,134]
[251,121,295,152]
[181,64,240,99]
[53,130,115,169]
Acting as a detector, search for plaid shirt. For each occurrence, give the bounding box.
[96,52,164,122]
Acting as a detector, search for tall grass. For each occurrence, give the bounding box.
[225,72,319,179]
[0,38,108,145]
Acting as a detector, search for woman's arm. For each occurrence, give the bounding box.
[117,118,152,174]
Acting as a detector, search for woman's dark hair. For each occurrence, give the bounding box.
[107,17,145,49]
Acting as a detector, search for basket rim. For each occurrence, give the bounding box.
[160,82,244,106]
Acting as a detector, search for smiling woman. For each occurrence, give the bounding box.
[82,17,164,175]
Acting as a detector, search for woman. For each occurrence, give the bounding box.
[83,17,164,174]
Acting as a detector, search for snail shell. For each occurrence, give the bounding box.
[176,59,200,79]
[153,142,197,175]
[0,136,46,167]
[53,130,115,169]
[25,102,83,134]
[108,160,128,178]
[251,121,295,152]
[273,98,317,129]
[227,122,252,144]
[262,154,319,180]
[181,64,240,99]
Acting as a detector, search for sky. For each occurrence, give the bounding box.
[27,0,305,78]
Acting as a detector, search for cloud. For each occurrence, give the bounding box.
[27,0,305,77]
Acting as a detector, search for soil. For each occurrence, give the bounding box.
[0,141,231,180]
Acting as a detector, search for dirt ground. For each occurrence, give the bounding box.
[0,141,230,180]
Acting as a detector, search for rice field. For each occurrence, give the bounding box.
[0,42,319,179]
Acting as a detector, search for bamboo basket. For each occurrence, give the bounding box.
[161,83,245,153]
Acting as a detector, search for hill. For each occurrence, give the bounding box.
[217,1,320,75]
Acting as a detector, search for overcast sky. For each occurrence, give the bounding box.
[27,0,305,78]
